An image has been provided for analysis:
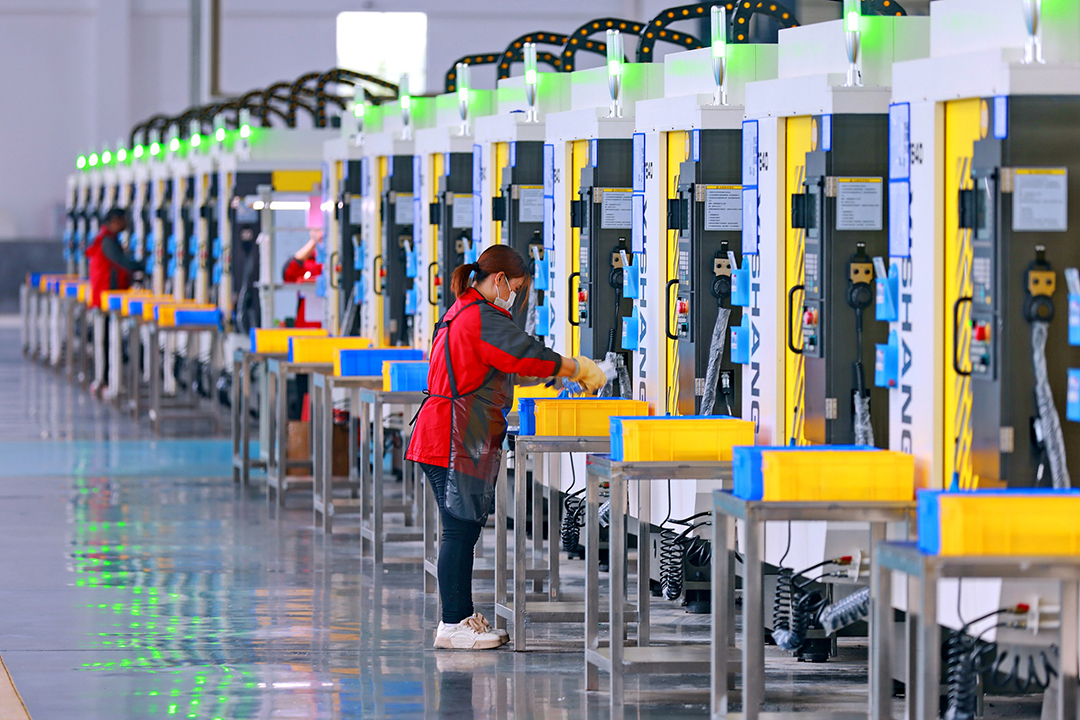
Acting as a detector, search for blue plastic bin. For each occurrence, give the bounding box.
[173,308,221,326]
[388,361,429,391]
[337,348,423,377]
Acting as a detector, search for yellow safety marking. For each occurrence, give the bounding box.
[430,152,443,338]
[943,99,982,490]
[0,653,31,720]
[493,142,510,245]
[665,131,687,414]
[569,140,589,357]
[376,156,387,345]
[271,170,321,193]
[784,116,813,446]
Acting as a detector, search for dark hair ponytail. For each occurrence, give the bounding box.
[450,244,531,299]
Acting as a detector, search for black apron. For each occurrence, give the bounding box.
[423,299,511,524]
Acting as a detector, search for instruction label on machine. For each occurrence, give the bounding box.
[703,185,742,231]
[518,185,544,223]
[394,193,414,225]
[451,194,473,229]
[1013,168,1068,232]
[836,177,883,231]
[600,189,633,229]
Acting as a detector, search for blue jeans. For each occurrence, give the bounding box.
[422,463,484,624]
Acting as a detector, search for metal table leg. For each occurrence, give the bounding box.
[543,454,560,600]
[584,460,601,690]
[314,378,331,532]
[531,451,543,594]
[711,510,732,719]
[915,564,939,720]
[148,325,161,433]
[359,391,372,556]
[870,522,892,720]
[742,511,765,720]
[1057,580,1079,720]
[609,464,627,719]
[637,478,651,648]
[373,395,385,566]
[494,456,509,631]
[513,441,528,650]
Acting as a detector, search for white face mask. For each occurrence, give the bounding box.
[493,274,517,312]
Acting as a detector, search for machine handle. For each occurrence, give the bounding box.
[787,284,805,355]
[427,262,438,307]
[373,254,384,295]
[665,279,680,340]
[567,272,580,326]
[953,296,973,377]
[329,251,339,289]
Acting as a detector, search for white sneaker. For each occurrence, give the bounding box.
[434,613,509,650]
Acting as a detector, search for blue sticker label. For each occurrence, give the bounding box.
[741,187,759,256]
[889,103,911,181]
[510,142,517,167]
[742,120,759,188]
[821,114,832,152]
[633,133,645,192]
[692,129,701,162]
[631,193,645,254]
[589,138,598,167]
[993,96,1008,140]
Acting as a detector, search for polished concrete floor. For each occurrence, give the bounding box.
[0,325,1044,719]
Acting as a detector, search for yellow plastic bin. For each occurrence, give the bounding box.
[249,328,328,354]
[289,336,373,364]
[610,416,754,462]
[526,398,651,437]
[758,449,915,502]
[919,491,1080,556]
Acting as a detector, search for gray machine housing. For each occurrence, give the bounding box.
[380,156,415,347]
[794,114,889,446]
[572,139,634,384]
[431,152,473,319]
[673,129,743,417]
[965,96,1080,488]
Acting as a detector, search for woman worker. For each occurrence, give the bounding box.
[406,245,608,650]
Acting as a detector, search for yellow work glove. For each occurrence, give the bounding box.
[571,356,608,393]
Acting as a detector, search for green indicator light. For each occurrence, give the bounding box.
[608,59,622,77]
[525,68,537,85]
[400,95,412,111]
[353,103,365,119]
[150,142,161,156]
[239,124,251,139]
[169,138,180,153]
[117,148,127,163]
[77,156,86,170]
[215,128,226,142]
[845,9,860,32]
[89,153,99,167]
[190,134,201,148]
[101,150,112,165]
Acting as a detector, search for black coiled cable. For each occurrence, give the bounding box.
[561,487,587,554]
[771,560,838,651]
[657,512,712,602]
[944,609,1058,720]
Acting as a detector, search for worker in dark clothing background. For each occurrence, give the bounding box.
[87,208,143,396]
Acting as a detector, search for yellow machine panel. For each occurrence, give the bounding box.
[784,116,814,446]
[665,131,687,414]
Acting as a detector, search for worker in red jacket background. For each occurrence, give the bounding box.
[87,208,143,395]
[407,245,606,650]
[87,208,142,308]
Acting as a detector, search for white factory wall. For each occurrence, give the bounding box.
[0,0,912,239]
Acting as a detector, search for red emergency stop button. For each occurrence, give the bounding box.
[578,290,588,303]
[677,300,689,315]
[974,323,990,342]
[434,276,442,286]
[803,308,818,326]
[379,267,387,278]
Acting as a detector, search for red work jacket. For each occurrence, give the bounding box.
[406,288,559,469]
[86,228,131,308]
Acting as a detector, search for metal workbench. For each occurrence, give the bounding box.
[231,348,281,485]
[870,541,1080,720]
[309,372,382,533]
[354,387,425,564]
[264,357,332,506]
[493,435,610,651]
[711,491,915,720]
[147,323,222,434]
[585,454,734,718]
